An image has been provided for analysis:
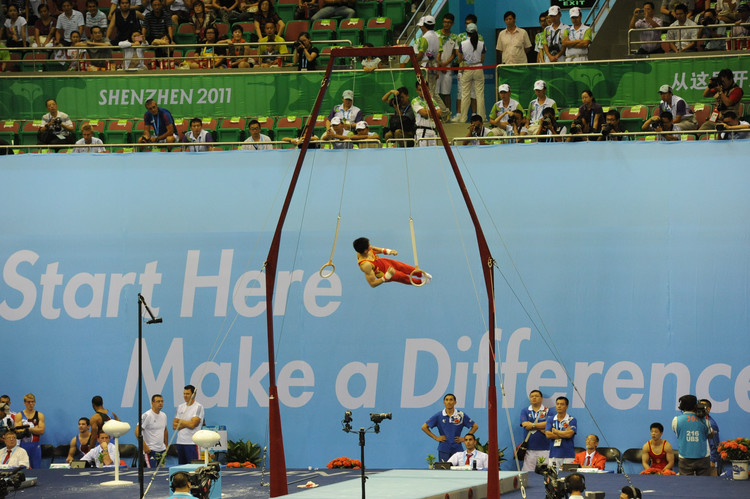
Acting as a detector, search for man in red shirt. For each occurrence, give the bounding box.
[573,434,606,470]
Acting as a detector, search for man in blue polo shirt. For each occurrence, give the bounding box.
[545,396,576,470]
[672,394,713,476]
[422,393,479,462]
[138,98,178,145]
[520,389,554,471]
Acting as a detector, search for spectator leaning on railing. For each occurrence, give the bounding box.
[666,3,698,52]
[630,2,664,54]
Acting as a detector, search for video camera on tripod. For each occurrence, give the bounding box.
[0,469,26,498]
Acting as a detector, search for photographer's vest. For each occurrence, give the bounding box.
[659,95,694,120]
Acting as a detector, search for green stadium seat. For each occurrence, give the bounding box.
[275,115,303,147]
[79,119,106,141]
[0,120,21,145]
[173,118,189,141]
[310,19,338,42]
[276,0,298,24]
[252,116,275,139]
[284,20,310,43]
[382,0,407,27]
[692,103,712,127]
[21,52,49,72]
[215,22,230,39]
[19,120,42,146]
[364,17,392,47]
[175,23,197,45]
[337,18,364,46]
[620,104,649,132]
[6,52,21,72]
[364,113,388,138]
[197,118,218,137]
[312,114,327,137]
[356,0,380,21]
[106,119,134,146]
[218,117,247,144]
[559,108,579,121]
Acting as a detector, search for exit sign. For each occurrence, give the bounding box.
[551,0,596,8]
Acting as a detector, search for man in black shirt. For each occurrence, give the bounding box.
[143,0,174,62]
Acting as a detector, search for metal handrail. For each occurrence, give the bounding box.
[627,22,750,52]
[582,0,614,36]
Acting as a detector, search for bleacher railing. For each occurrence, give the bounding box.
[627,22,750,54]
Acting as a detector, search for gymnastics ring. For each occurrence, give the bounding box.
[409,268,426,287]
[319,262,335,279]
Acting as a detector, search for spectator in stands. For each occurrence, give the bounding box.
[573,434,606,470]
[54,29,88,70]
[598,109,628,141]
[717,110,750,139]
[327,89,363,131]
[143,0,174,64]
[436,13,458,119]
[457,22,486,123]
[350,120,380,148]
[55,0,84,46]
[496,11,531,65]
[32,4,56,48]
[461,114,491,145]
[526,79,556,135]
[729,4,750,50]
[191,26,227,68]
[182,117,214,151]
[294,0,319,21]
[238,0,260,20]
[39,98,75,145]
[382,87,415,146]
[538,107,566,142]
[73,124,107,152]
[412,81,441,146]
[221,25,254,68]
[169,0,193,28]
[620,486,643,499]
[543,5,567,63]
[258,20,287,67]
[312,0,355,21]
[139,98,178,144]
[642,424,676,473]
[205,0,239,24]
[630,2,664,54]
[656,84,697,130]
[85,0,109,35]
[1,431,29,468]
[2,4,28,48]
[66,417,91,462]
[666,3,698,52]
[360,42,382,72]
[241,119,273,150]
[322,116,353,149]
[190,0,216,44]
[697,8,726,51]
[650,114,685,145]
[281,122,320,148]
[85,25,113,70]
[415,16,439,95]
[701,68,743,129]
[534,11,547,62]
[505,108,529,142]
[254,0,284,40]
[699,399,720,475]
[717,0,740,23]
[292,31,318,71]
[562,7,592,61]
[108,0,146,21]
[577,90,603,133]
[107,0,146,71]
[488,83,521,136]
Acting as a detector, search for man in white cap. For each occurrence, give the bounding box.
[457,22,486,123]
[488,83,522,136]
[350,120,380,148]
[527,80,557,135]
[322,116,353,149]
[656,84,697,129]
[543,5,568,62]
[326,89,363,132]
[495,10,531,65]
[416,15,440,95]
[562,7,592,61]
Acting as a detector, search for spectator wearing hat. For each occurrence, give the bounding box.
[526,80,557,135]
[488,83,522,136]
[457,22,486,123]
[656,84,697,130]
[543,5,568,62]
[454,14,483,122]
[416,15,440,95]
[534,11,548,62]
[311,0,355,21]
[496,11,531,65]
[562,7,592,61]
[322,116,353,149]
[350,121,380,148]
[326,89,363,132]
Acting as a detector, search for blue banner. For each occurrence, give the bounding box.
[1,141,749,469]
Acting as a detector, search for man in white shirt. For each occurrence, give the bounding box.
[81,432,116,468]
[495,10,531,65]
[173,385,204,464]
[667,3,698,52]
[447,433,488,470]
[562,7,592,61]
[73,124,107,153]
[241,119,273,150]
[137,394,168,468]
[1,431,29,468]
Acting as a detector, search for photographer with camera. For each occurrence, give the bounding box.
[716,110,750,139]
[656,84,697,130]
[464,114,491,145]
[598,109,628,141]
[700,68,744,130]
[292,31,318,71]
[488,84,522,137]
[642,110,682,140]
[538,107,566,143]
[630,2,665,54]
[38,99,76,146]
[672,394,713,476]
[1,431,29,468]
[505,109,529,142]
[566,117,588,142]
[0,401,12,435]
[169,471,197,498]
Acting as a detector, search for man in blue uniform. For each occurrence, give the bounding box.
[545,396,576,469]
[422,393,479,462]
[672,394,713,476]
